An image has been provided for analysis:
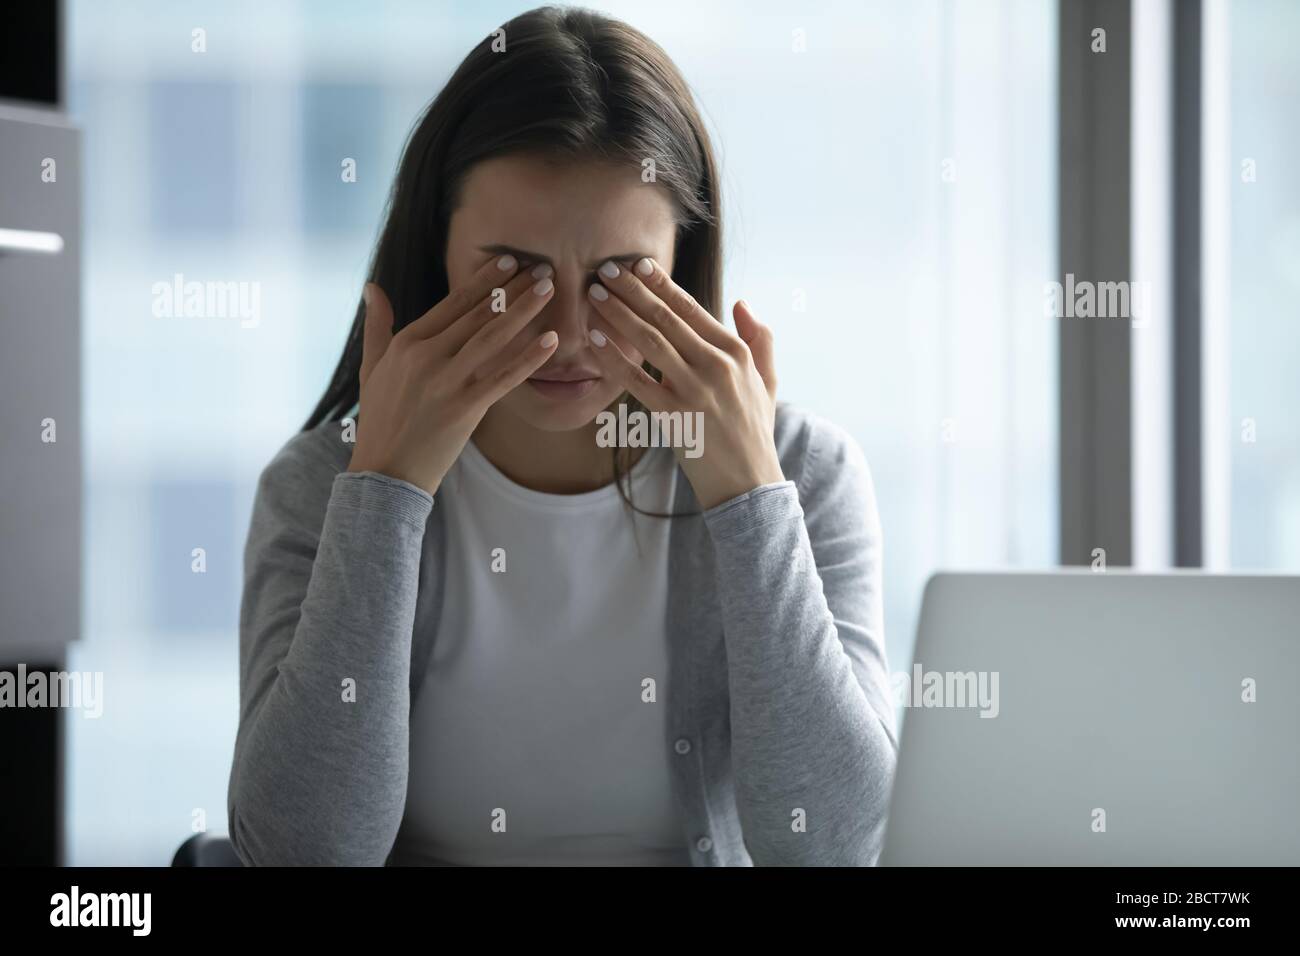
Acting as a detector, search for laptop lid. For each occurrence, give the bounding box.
[881,571,1300,865]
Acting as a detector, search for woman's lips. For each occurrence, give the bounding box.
[526,377,600,399]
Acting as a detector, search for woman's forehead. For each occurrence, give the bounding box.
[454,154,677,249]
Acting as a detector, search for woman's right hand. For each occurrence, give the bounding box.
[345,254,558,495]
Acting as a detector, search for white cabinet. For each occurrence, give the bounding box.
[0,105,81,660]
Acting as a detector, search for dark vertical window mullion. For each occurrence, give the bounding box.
[1172,0,1203,567]
[1058,0,1133,566]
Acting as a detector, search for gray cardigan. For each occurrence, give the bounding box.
[226,401,898,866]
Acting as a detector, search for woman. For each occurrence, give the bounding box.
[227,4,897,866]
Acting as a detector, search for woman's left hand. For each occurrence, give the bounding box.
[585,257,785,510]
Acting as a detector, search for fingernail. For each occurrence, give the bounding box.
[589,328,608,348]
[362,284,372,307]
[539,331,558,348]
[531,263,553,279]
[635,257,654,277]
[738,298,749,311]
[533,277,554,295]
[598,260,620,279]
[589,283,609,301]
[497,254,517,271]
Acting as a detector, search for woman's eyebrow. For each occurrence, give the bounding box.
[478,243,649,269]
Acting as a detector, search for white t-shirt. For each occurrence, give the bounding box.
[396,438,691,865]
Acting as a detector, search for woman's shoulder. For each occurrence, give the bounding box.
[772,400,874,493]
[253,418,354,511]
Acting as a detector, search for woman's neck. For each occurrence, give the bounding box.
[471,406,645,494]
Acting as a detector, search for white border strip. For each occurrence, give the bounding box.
[1201,0,1232,570]
[1131,0,1174,570]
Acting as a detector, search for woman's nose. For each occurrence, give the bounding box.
[537,275,594,340]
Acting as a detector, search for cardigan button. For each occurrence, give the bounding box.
[695,836,713,853]
[674,737,692,755]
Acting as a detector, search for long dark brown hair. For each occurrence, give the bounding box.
[303,5,722,510]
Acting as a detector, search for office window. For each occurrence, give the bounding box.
[1222,0,1300,569]
[148,479,239,632]
[148,81,244,235]
[300,81,388,233]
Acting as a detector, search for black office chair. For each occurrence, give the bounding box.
[172,833,243,866]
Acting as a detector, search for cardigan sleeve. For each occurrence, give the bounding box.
[227,433,433,866]
[702,416,897,865]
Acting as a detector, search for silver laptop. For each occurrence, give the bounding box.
[880,571,1300,865]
